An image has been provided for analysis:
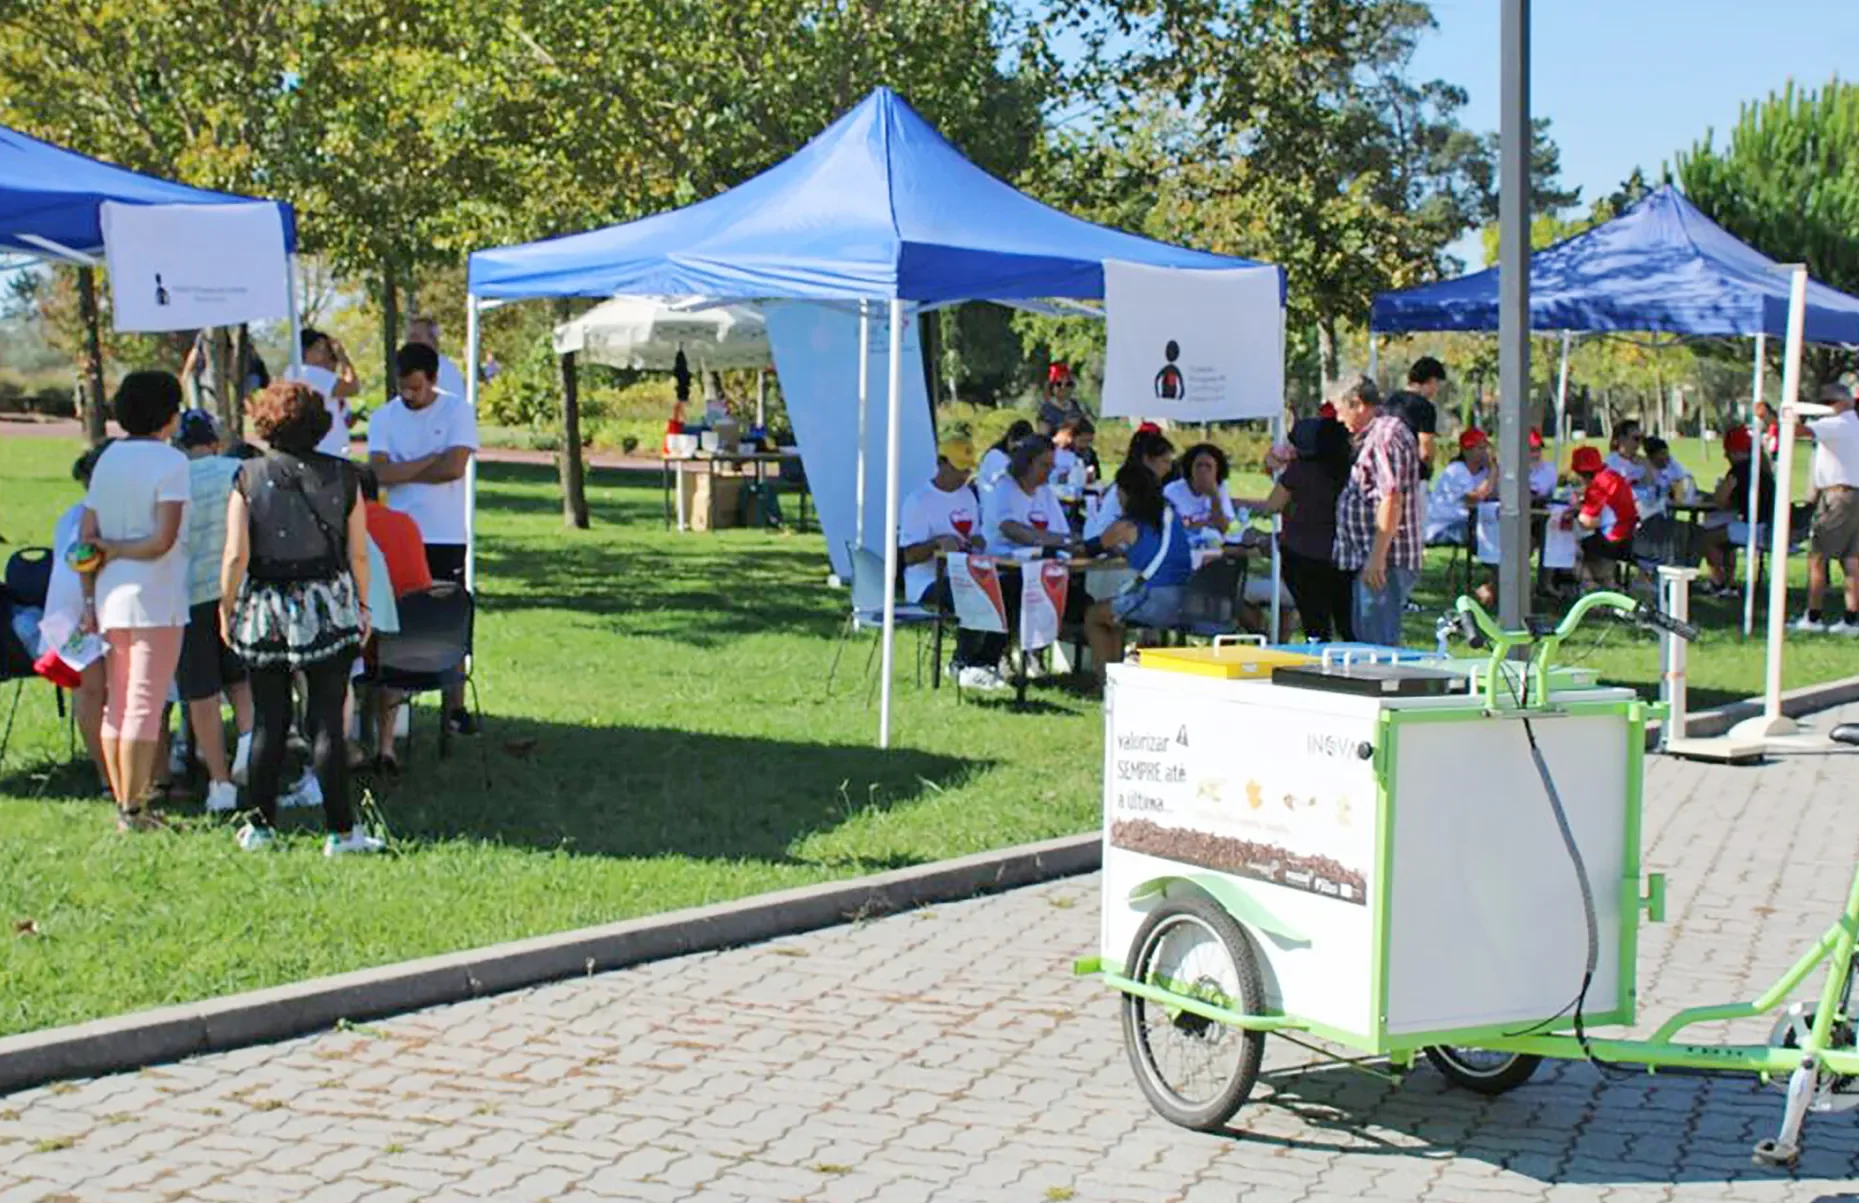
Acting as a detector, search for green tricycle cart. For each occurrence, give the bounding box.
[1081,591,1857,1167]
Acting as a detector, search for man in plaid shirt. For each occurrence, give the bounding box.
[1332,375,1423,646]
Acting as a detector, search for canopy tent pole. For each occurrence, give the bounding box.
[756,369,766,430]
[1269,410,1283,639]
[1732,267,1807,742]
[855,301,872,550]
[877,299,905,749]
[1743,332,1767,638]
[1367,335,1379,385]
[464,295,482,596]
[1554,331,1572,447]
[285,254,303,377]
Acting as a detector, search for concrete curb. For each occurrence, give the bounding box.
[1645,672,1859,746]
[0,833,1100,1096]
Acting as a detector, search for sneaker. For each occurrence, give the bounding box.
[956,665,1009,692]
[230,732,252,785]
[324,829,386,857]
[1830,619,1859,637]
[445,709,480,737]
[204,780,239,814]
[280,768,323,811]
[235,823,276,852]
[1794,614,1829,634]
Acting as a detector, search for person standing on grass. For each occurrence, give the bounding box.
[1384,356,1446,482]
[1796,381,1859,634]
[79,373,190,830]
[284,328,362,459]
[221,382,382,856]
[1331,375,1422,648]
[405,316,470,406]
[367,342,480,734]
[173,410,254,814]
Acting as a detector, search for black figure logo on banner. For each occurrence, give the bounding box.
[154,274,171,307]
[1154,339,1184,400]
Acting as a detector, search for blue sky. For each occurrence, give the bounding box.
[1414,0,1857,260]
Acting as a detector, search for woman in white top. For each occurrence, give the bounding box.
[975,419,1035,499]
[1163,443,1240,542]
[1085,429,1177,539]
[982,435,1074,556]
[79,373,191,830]
[1424,428,1496,544]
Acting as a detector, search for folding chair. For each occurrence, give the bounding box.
[368,583,486,782]
[0,547,58,769]
[824,545,942,701]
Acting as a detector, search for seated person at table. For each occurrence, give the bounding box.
[1527,429,1558,499]
[1423,429,1495,545]
[897,457,1003,690]
[1163,443,1241,541]
[975,419,1035,498]
[1699,424,1777,597]
[1084,464,1194,678]
[982,436,1072,557]
[1086,429,1176,539]
[1641,436,1693,511]
[1051,417,1096,488]
[1565,446,1639,589]
[1248,417,1352,642]
[1605,419,1647,486]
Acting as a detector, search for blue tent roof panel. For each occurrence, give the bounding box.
[0,124,297,257]
[468,87,1277,303]
[1370,186,1859,344]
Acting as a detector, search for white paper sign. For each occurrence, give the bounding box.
[1019,561,1070,652]
[1475,502,1578,569]
[948,555,1007,634]
[1102,260,1285,422]
[101,202,289,332]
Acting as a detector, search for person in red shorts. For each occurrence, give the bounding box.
[1566,445,1639,589]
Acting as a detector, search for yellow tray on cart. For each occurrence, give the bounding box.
[1133,637,1313,680]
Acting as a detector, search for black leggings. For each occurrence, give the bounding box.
[247,658,354,834]
[1280,547,1355,643]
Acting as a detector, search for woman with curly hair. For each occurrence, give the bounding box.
[220,381,382,855]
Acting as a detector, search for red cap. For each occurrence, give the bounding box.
[1137,421,1162,434]
[1571,446,1604,475]
[1459,428,1488,451]
[1723,424,1753,454]
[1047,363,1074,384]
[1528,428,1543,449]
[32,648,81,691]
[1318,402,1338,420]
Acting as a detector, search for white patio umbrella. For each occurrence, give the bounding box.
[551,295,770,370]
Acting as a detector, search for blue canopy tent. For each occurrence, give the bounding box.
[0,122,304,389]
[468,86,1281,745]
[1372,183,1859,648]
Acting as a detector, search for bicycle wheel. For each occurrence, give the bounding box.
[1120,893,1266,1131]
[1424,1046,1542,1095]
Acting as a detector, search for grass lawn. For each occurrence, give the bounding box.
[0,437,1849,1038]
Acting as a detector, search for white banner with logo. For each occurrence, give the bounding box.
[1101,260,1284,422]
[948,555,1008,634]
[1019,560,1071,651]
[100,202,289,332]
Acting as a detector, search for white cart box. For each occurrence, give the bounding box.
[1100,663,1651,1051]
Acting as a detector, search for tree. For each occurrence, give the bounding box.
[1675,78,1859,388]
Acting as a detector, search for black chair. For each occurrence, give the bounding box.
[0,547,59,769]
[369,583,485,779]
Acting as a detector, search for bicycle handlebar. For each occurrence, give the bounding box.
[1447,591,1695,711]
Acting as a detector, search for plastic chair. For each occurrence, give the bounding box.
[824,545,942,701]
[368,583,486,781]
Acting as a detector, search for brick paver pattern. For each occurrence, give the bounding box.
[5,705,1859,1201]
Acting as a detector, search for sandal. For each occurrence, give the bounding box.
[115,807,168,833]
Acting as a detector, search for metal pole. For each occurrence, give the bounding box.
[464,295,482,595]
[877,300,906,748]
[1742,333,1766,637]
[756,368,767,430]
[1554,331,1571,448]
[855,300,871,549]
[1367,336,1379,386]
[1496,0,1533,626]
[285,254,304,377]
[1269,411,1284,640]
[1656,565,1697,751]
[1733,267,1807,742]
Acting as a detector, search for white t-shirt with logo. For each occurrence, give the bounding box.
[1162,478,1236,528]
[982,479,1064,557]
[898,481,981,602]
[282,364,352,458]
[1809,410,1859,490]
[85,440,192,631]
[366,393,480,545]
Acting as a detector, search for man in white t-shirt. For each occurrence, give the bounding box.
[1797,381,1859,633]
[406,316,470,406]
[898,457,1003,690]
[283,328,361,459]
[368,341,481,728]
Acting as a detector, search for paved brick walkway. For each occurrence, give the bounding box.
[4,707,1859,1202]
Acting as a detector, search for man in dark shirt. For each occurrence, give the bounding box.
[1384,356,1446,481]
